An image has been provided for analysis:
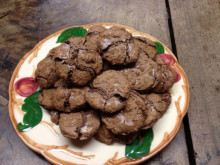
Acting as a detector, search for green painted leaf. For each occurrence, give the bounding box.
[154,41,165,54]
[24,90,41,104]
[17,91,42,132]
[17,123,31,132]
[125,128,154,159]
[22,103,42,125]
[56,27,87,43]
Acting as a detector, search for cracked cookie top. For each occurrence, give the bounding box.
[121,53,162,91]
[38,86,89,112]
[54,37,103,86]
[85,70,131,113]
[101,91,145,135]
[35,25,175,145]
[35,48,58,89]
[59,109,100,140]
[152,55,176,93]
[84,25,107,51]
[141,92,171,129]
[98,26,140,65]
[134,36,157,59]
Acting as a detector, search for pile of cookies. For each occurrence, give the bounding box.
[35,26,176,144]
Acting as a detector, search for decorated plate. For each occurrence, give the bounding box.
[8,23,189,165]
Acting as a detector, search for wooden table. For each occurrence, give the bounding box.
[0,0,219,164]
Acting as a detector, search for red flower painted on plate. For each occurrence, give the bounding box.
[14,77,38,97]
[158,53,175,66]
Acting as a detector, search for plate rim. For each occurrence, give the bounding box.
[8,22,190,165]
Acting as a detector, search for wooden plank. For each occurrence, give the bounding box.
[169,0,220,164]
[0,0,189,164]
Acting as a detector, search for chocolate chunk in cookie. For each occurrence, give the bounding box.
[141,92,171,129]
[121,53,162,91]
[101,91,145,135]
[86,70,131,113]
[59,110,100,140]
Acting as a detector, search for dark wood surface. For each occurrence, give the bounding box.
[169,0,220,164]
[0,0,219,164]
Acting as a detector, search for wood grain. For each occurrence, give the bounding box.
[169,0,220,164]
[0,0,189,164]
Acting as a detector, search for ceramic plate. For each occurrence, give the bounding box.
[8,23,189,165]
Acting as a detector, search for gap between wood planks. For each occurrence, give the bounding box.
[165,0,196,165]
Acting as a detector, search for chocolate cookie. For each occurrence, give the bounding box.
[86,70,131,113]
[38,87,88,112]
[98,26,131,50]
[35,48,58,89]
[153,55,176,93]
[115,133,138,144]
[59,110,100,140]
[50,110,60,125]
[121,53,162,91]
[95,124,115,145]
[54,37,103,86]
[101,91,145,135]
[141,92,171,129]
[134,37,157,59]
[53,79,67,88]
[95,124,138,145]
[98,26,139,65]
[101,39,139,66]
[84,25,107,51]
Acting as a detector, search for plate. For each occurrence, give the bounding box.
[8,23,189,165]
